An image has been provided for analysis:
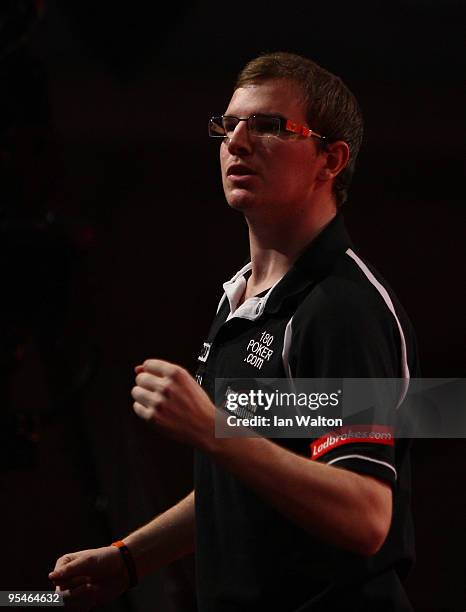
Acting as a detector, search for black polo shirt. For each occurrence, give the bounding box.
[194,214,419,611]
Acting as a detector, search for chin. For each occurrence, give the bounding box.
[227,199,250,212]
[226,191,260,212]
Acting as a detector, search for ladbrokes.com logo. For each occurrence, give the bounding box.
[310,425,394,460]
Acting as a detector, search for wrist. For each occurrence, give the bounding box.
[111,540,138,589]
[200,410,257,458]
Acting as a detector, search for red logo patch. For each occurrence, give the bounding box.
[310,424,394,460]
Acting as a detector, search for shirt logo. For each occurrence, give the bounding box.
[243,331,275,370]
[198,342,211,363]
[310,425,395,460]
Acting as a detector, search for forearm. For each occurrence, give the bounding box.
[205,436,391,556]
[130,362,390,556]
[124,490,196,580]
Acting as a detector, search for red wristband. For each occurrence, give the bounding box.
[112,540,138,588]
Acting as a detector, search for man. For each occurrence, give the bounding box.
[50,52,418,610]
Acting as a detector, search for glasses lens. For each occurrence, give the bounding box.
[249,115,280,137]
[222,116,240,137]
[209,117,226,137]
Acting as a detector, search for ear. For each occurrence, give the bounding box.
[317,140,350,181]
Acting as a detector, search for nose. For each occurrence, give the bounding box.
[225,120,253,156]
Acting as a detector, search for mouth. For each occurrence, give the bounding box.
[227,164,257,178]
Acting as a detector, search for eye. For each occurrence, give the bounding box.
[250,115,280,137]
[222,116,239,136]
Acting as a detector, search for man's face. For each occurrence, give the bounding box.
[220,79,325,215]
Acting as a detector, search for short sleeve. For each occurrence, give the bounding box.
[288,280,403,485]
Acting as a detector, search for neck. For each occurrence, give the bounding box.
[245,199,337,288]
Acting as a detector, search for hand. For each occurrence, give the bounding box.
[48,546,128,610]
[131,359,216,449]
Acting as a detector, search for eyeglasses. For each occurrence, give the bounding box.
[208,114,326,141]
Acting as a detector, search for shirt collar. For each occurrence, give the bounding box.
[221,213,352,320]
[265,212,353,313]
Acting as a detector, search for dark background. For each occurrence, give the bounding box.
[0,1,464,610]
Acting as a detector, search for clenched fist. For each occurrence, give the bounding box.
[131,359,216,450]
